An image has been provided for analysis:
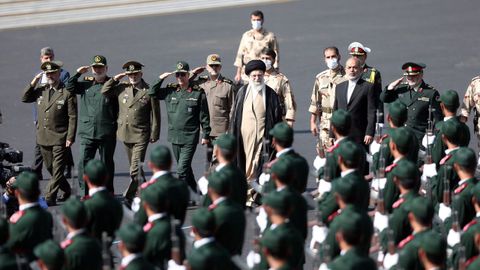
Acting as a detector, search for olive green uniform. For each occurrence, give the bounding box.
[431,149,460,205]
[83,189,123,241]
[210,198,246,255]
[431,117,470,166]
[327,248,377,270]
[62,230,102,270]
[0,246,17,270]
[187,238,236,270]
[396,229,436,270]
[452,216,479,268]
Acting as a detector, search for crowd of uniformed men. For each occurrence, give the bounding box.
[3,8,480,270]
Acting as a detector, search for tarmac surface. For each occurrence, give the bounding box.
[1,0,480,268]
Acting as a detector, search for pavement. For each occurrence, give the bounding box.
[1,0,480,268]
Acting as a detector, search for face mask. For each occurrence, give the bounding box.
[263,59,272,70]
[326,58,339,70]
[251,20,262,30]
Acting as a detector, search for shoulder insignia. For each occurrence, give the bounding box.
[454,183,468,194]
[380,134,389,142]
[385,163,398,173]
[327,144,339,153]
[440,154,452,165]
[198,75,209,80]
[392,197,405,209]
[9,210,25,224]
[465,255,479,267]
[222,78,234,84]
[140,180,154,190]
[166,83,178,88]
[208,203,217,211]
[143,222,154,232]
[327,210,340,222]
[398,235,414,249]
[80,195,91,202]
[61,239,73,249]
[463,219,477,232]
[84,76,94,81]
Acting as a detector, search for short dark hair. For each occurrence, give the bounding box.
[124,241,144,254]
[219,148,235,161]
[251,10,264,20]
[274,137,293,148]
[332,124,350,137]
[324,47,340,57]
[261,48,277,61]
[397,175,417,190]
[18,188,40,202]
[339,228,362,246]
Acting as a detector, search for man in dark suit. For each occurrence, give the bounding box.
[334,57,376,146]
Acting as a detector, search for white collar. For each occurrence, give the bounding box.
[212,197,227,205]
[148,212,167,223]
[341,169,355,177]
[443,116,454,121]
[458,178,471,187]
[476,212,480,218]
[334,136,346,145]
[269,223,278,230]
[276,148,292,158]
[19,202,39,211]
[215,163,227,172]
[151,170,169,180]
[121,253,141,267]
[276,185,286,192]
[348,77,360,84]
[66,229,86,240]
[194,237,215,248]
[445,147,459,155]
[89,186,107,197]
[393,157,403,164]
[340,249,348,256]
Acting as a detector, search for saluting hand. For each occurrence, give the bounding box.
[30,73,43,86]
[387,77,404,90]
[76,66,90,74]
[113,72,126,81]
[192,66,206,75]
[159,72,173,80]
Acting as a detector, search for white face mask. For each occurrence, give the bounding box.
[251,20,262,30]
[263,59,273,70]
[326,58,339,70]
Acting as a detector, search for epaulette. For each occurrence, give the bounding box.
[208,203,217,211]
[9,210,25,224]
[463,219,477,232]
[167,83,178,88]
[84,76,94,81]
[198,75,209,80]
[327,210,340,222]
[439,154,452,165]
[471,76,480,82]
[222,78,234,84]
[143,222,154,232]
[326,143,339,153]
[465,255,479,267]
[398,234,414,249]
[454,183,468,194]
[191,84,201,91]
[392,197,405,209]
[385,163,398,173]
[61,239,73,249]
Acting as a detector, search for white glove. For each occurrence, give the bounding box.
[246,250,261,268]
[259,172,270,185]
[366,153,373,163]
[370,140,381,155]
[422,134,436,148]
[314,156,326,170]
[256,207,268,233]
[310,225,329,252]
[383,252,399,269]
[318,263,329,270]
[131,197,141,212]
[447,228,461,247]
[167,260,186,270]
[198,176,208,195]
[438,203,452,222]
[421,163,437,183]
[317,179,332,196]
[374,212,389,232]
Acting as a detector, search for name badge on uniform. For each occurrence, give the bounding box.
[418,97,429,102]
[123,93,129,104]
[56,100,65,109]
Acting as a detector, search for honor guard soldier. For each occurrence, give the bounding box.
[33,240,65,270]
[22,60,77,206]
[150,61,211,196]
[234,10,279,83]
[0,218,18,270]
[381,62,442,141]
[456,183,480,268]
[66,55,117,196]
[117,223,155,270]
[260,228,297,270]
[461,74,480,149]
[309,46,346,149]
[102,61,161,205]
[7,172,53,262]
[418,233,447,270]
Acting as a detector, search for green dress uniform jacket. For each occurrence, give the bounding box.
[7,205,53,262]
[84,189,123,240]
[396,229,435,270]
[380,81,442,141]
[0,246,17,270]
[210,198,246,255]
[431,117,470,166]
[444,178,478,230]
[382,158,418,214]
[277,186,308,239]
[453,216,480,270]
[327,248,377,270]
[62,231,102,270]
[431,149,460,204]
[187,239,236,270]
[202,163,248,209]
[101,78,160,143]
[22,82,77,146]
[149,79,211,144]
[124,256,156,270]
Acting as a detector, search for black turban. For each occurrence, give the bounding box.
[245,60,266,75]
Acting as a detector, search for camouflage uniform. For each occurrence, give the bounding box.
[264,70,296,121]
[461,75,480,144]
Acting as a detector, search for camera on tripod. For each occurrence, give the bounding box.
[0,142,31,186]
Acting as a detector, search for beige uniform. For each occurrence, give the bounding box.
[461,76,480,138]
[234,28,279,82]
[308,67,346,147]
[264,71,296,121]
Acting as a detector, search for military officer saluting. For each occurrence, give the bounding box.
[381,62,442,141]
[102,61,161,205]
[149,61,211,195]
[66,55,117,196]
[22,61,77,205]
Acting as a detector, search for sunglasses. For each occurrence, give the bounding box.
[175,73,187,77]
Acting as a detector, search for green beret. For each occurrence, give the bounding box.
[408,197,434,225]
[269,122,293,142]
[117,223,146,248]
[207,171,230,194]
[338,141,362,164]
[391,159,418,180]
[453,147,476,169]
[441,120,461,140]
[419,232,447,262]
[150,145,172,167]
[0,218,8,244]
[122,60,144,74]
[390,127,413,153]
[214,134,236,151]
[141,185,167,210]
[61,198,87,227]
[13,171,39,194]
[34,240,65,269]
[192,208,215,234]
[471,183,480,202]
[91,55,107,66]
[270,158,291,181]
[40,61,63,73]
[262,192,289,215]
[174,61,190,73]
[260,228,289,256]
[84,159,107,182]
[333,176,357,202]
[330,109,351,130]
[388,101,407,124]
[440,90,460,110]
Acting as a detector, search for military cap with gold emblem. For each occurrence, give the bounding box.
[348,41,371,56]
[91,55,107,66]
[402,62,426,76]
[41,61,63,73]
[206,54,222,65]
[174,61,190,73]
[122,60,144,74]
